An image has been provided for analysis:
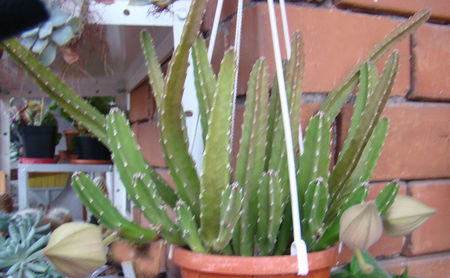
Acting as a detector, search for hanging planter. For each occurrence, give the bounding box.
[170,246,338,278]
[0,0,434,277]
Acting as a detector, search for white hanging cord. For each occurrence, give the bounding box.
[229,0,244,147]
[279,0,291,59]
[279,0,304,155]
[267,0,308,275]
[207,0,224,62]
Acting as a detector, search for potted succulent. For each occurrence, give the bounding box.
[0,211,63,278]
[59,96,114,162]
[9,97,60,161]
[0,1,434,277]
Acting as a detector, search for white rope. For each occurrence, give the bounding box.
[267,0,308,275]
[279,0,304,155]
[207,0,224,62]
[279,0,291,59]
[229,0,244,147]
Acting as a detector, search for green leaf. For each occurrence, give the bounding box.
[50,9,69,27]
[21,27,39,38]
[375,181,400,216]
[31,38,49,55]
[51,25,74,46]
[39,43,57,67]
[38,21,53,39]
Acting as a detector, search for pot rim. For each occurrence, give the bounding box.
[170,245,338,275]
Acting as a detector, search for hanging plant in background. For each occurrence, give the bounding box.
[129,0,177,12]
[19,0,89,67]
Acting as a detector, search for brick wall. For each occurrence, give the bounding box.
[129,1,449,276]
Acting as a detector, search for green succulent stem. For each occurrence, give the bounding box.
[355,248,374,274]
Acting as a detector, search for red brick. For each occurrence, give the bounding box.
[409,24,450,101]
[300,102,321,134]
[403,180,450,256]
[202,0,252,32]
[379,252,450,278]
[338,182,407,264]
[334,0,450,23]
[338,103,450,181]
[207,29,230,76]
[132,121,167,168]
[155,168,174,189]
[129,81,151,123]
[231,3,410,96]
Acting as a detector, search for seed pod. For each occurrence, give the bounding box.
[339,201,383,250]
[382,195,436,237]
[43,222,106,278]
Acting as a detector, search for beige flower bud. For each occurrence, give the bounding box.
[382,195,436,237]
[339,201,383,250]
[43,222,107,278]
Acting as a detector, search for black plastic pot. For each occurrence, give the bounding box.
[19,126,57,158]
[74,135,111,160]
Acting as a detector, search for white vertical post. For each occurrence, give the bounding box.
[113,165,130,219]
[18,165,29,210]
[0,95,10,192]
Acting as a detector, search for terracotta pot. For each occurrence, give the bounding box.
[170,246,338,278]
[63,129,79,154]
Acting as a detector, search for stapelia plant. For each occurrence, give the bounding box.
[1,0,431,258]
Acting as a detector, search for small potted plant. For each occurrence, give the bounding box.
[10,97,60,162]
[0,1,434,277]
[60,96,114,162]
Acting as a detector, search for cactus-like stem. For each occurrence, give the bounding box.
[174,200,206,253]
[192,37,217,141]
[235,58,270,256]
[200,50,236,247]
[320,9,430,122]
[339,63,371,158]
[273,204,293,255]
[106,110,182,244]
[158,0,209,216]
[0,39,108,145]
[375,181,400,215]
[141,32,165,109]
[284,32,304,153]
[327,119,388,215]
[72,172,157,243]
[326,118,389,222]
[106,110,177,206]
[213,183,243,252]
[329,52,399,198]
[302,178,329,247]
[257,170,285,255]
[297,113,331,204]
[131,175,184,245]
